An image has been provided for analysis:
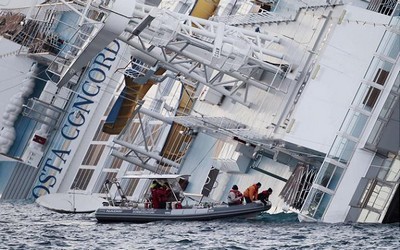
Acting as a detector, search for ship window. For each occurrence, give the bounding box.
[380,92,398,119]
[328,136,357,165]
[362,86,381,110]
[354,84,374,111]
[366,119,385,146]
[110,156,123,169]
[304,188,318,216]
[377,155,400,182]
[358,209,380,223]
[366,182,392,211]
[393,72,400,93]
[303,188,331,219]
[314,192,332,220]
[378,32,399,60]
[342,111,369,138]
[120,178,139,197]
[385,156,400,182]
[93,120,110,141]
[316,163,334,187]
[93,171,118,193]
[316,162,344,191]
[366,61,391,86]
[359,180,393,212]
[71,169,94,190]
[362,68,388,107]
[82,144,105,165]
[366,75,400,148]
[359,179,374,207]
[328,166,343,190]
[356,156,399,223]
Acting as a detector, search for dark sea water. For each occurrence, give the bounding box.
[0,201,399,250]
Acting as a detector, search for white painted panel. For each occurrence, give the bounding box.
[284,6,390,153]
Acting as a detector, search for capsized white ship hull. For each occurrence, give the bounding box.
[0,0,398,224]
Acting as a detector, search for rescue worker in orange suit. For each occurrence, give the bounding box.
[227,185,243,205]
[243,182,261,203]
[258,188,273,205]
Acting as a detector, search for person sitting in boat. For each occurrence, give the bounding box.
[243,182,261,203]
[258,188,273,205]
[227,185,243,205]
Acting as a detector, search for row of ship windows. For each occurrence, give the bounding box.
[304,154,399,221]
[68,116,170,193]
[302,21,400,221]
[68,90,136,191]
[70,127,185,193]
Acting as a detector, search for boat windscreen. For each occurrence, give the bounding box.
[183,193,220,204]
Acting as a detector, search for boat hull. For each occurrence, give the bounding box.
[36,193,107,213]
[95,202,270,223]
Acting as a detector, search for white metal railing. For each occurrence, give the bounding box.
[212,0,343,26]
[45,22,102,82]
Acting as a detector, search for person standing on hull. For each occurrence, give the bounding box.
[243,182,261,203]
[227,185,243,205]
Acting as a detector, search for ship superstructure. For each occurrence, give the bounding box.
[0,0,398,223]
